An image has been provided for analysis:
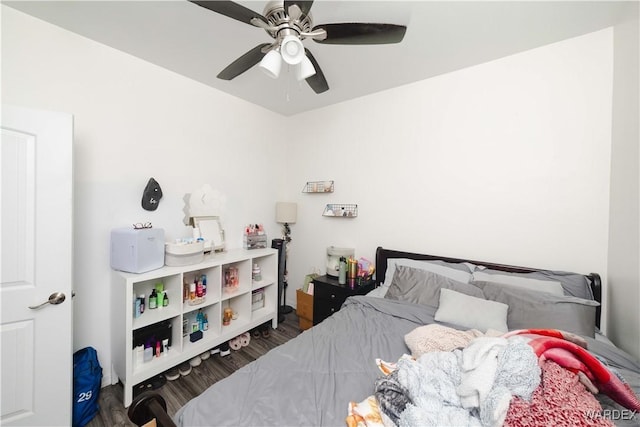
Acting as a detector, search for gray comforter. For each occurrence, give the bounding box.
[175,296,640,427]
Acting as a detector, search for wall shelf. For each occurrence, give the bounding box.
[323,204,358,218]
[302,181,334,193]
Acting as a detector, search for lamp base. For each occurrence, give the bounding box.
[278,305,293,323]
[279,305,293,315]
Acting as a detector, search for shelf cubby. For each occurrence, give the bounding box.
[251,253,277,290]
[251,283,276,323]
[131,314,182,382]
[132,274,181,330]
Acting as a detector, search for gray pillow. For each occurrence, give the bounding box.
[476,281,599,337]
[385,265,484,308]
[474,267,594,300]
[472,270,564,296]
[379,258,473,298]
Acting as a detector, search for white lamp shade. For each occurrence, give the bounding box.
[259,50,282,79]
[296,55,316,81]
[280,35,304,65]
[276,202,297,224]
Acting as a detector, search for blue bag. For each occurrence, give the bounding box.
[73,347,102,427]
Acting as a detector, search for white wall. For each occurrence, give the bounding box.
[2,6,288,386]
[285,29,614,330]
[608,11,640,360]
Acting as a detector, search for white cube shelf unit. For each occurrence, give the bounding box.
[111,247,278,406]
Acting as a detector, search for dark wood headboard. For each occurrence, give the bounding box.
[375,247,602,328]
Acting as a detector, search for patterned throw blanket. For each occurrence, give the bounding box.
[346,327,640,427]
[505,329,640,413]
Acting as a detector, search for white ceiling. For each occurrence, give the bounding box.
[4,1,636,116]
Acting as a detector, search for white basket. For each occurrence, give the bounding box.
[165,241,204,266]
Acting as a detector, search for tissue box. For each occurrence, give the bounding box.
[165,241,204,267]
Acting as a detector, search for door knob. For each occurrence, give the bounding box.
[28,292,66,309]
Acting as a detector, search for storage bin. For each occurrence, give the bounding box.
[251,289,265,311]
[165,241,204,266]
[296,289,313,330]
[243,234,268,250]
[299,317,313,331]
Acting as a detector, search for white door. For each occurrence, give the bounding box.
[1,105,73,426]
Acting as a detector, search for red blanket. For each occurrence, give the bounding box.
[505,329,640,413]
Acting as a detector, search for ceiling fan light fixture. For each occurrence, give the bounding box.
[259,49,282,79]
[280,35,304,65]
[297,55,316,81]
[193,0,408,94]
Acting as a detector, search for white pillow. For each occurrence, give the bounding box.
[472,270,564,296]
[375,258,473,298]
[435,288,508,332]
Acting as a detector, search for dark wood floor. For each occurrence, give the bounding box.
[88,313,302,427]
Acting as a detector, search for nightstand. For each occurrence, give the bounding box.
[312,275,375,325]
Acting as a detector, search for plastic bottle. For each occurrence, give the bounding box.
[163,291,169,307]
[134,298,141,318]
[189,282,196,301]
[197,310,204,331]
[196,279,203,298]
[252,264,262,282]
[203,313,209,331]
[139,294,145,313]
[338,257,347,285]
[201,275,207,296]
[143,345,153,362]
[149,289,157,309]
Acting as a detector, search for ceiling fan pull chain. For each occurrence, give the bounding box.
[286,64,291,102]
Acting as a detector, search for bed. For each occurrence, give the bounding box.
[130,247,640,427]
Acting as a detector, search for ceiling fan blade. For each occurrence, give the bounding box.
[304,49,329,94]
[217,43,271,80]
[284,1,314,17]
[311,23,406,45]
[190,1,269,27]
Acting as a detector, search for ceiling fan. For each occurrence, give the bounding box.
[190,0,407,94]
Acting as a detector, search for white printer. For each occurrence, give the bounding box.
[110,227,165,273]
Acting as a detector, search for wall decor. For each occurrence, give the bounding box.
[141,177,163,211]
